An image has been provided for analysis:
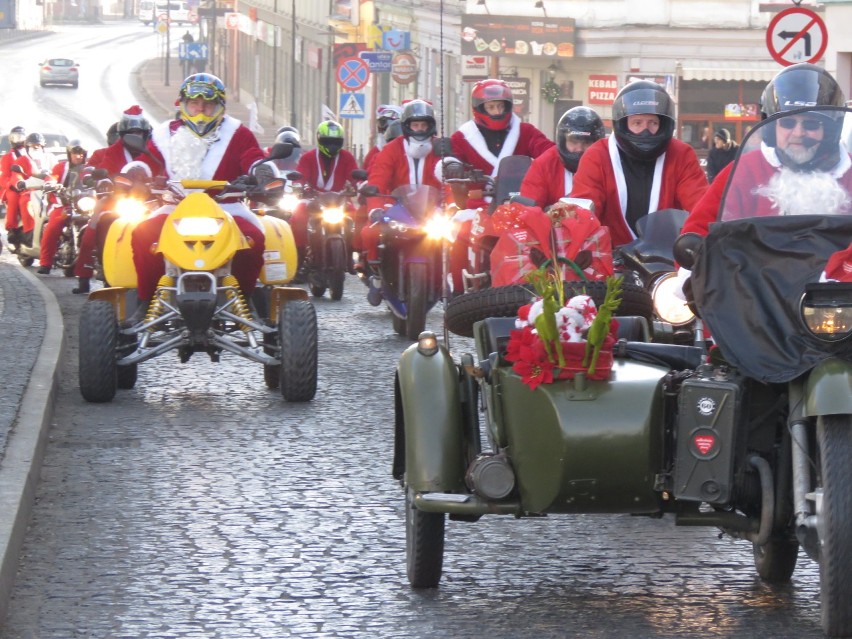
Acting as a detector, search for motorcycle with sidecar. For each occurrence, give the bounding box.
[394,106,852,637]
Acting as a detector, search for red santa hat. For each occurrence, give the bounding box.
[124,105,143,116]
[820,244,852,282]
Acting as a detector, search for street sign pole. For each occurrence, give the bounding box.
[165,3,171,86]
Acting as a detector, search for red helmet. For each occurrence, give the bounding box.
[471,79,513,131]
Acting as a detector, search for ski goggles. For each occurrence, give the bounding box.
[778,116,824,132]
[182,81,225,102]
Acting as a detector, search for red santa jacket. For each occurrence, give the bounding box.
[367,136,443,195]
[570,136,708,246]
[362,145,381,173]
[0,148,27,196]
[682,146,852,236]
[87,140,141,176]
[296,148,359,193]
[519,146,574,208]
[448,115,554,177]
[142,116,264,181]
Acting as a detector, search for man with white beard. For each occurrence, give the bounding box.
[682,63,850,236]
[130,73,266,318]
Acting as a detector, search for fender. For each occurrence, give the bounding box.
[396,341,467,493]
[804,357,852,417]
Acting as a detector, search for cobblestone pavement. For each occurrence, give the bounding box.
[0,268,827,639]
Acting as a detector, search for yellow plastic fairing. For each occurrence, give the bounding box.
[103,217,142,288]
[157,192,248,271]
[260,216,298,284]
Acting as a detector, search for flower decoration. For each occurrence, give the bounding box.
[504,268,622,389]
[541,79,561,104]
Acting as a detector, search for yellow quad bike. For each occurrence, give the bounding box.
[78,175,317,404]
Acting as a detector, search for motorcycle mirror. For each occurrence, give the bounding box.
[351,168,368,182]
[360,184,379,197]
[432,137,453,158]
[267,142,294,161]
[673,233,703,270]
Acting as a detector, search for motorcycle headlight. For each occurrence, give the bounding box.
[173,217,223,236]
[278,192,300,213]
[75,195,96,213]
[651,272,695,326]
[424,212,455,242]
[389,219,412,233]
[114,197,149,222]
[801,283,852,342]
[322,207,345,225]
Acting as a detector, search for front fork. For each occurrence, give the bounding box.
[788,378,820,559]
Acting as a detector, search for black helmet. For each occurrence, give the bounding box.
[106,122,120,146]
[557,106,605,172]
[612,80,675,161]
[384,120,403,144]
[26,132,46,148]
[118,105,152,139]
[8,126,26,147]
[401,100,436,142]
[66,138,88,162]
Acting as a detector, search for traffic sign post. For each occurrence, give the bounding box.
[766,7,827,66]
[336,57,371,92]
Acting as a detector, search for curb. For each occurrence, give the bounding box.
[0,268,64,623]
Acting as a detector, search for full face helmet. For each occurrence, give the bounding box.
[471,79,513,131]
[759,63,846,172]
[557,106,606,172]
[275,126,301,147]
[316,120,345,157]
[66,138,88,163]
[178,73,227,137]
[376,105,402,134]
[118,105,152,141]
[8,126,26,148]
[26,132,46,150]
[401,100,437,142]
[612,80,675,161]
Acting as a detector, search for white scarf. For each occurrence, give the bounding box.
[314,151,340,191]
[402,139,427,185]
[608,134,664,239]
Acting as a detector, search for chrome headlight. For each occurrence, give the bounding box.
[801,283,852,342]
[651,272,695,326]
[173,217,223,236]
[322,207,345,225]
[423,212,455,242]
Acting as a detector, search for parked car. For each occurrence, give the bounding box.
[138,1,194,26]
[39,58,79,88]
[0,133,70,163]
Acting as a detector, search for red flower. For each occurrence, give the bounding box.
[513,357,555,390]
[517,303,532,324]
[505,327,554,390]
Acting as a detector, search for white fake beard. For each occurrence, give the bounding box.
[405,138,431,160]
[169,125,212,181]
[754,166,852,216]
[779,144,818,165]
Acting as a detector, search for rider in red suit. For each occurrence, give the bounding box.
[362,104,402,173]
[520,106,605,208]
[36,140,89,273]
[570,80,707,247]
[72,106,152,293]
[130,73,266,316]
[1,126,29,250]
[8,133,56,243]
[440,79,554,293]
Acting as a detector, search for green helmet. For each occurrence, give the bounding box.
[316,120,345,157]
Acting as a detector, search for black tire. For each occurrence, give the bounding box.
[116,364,138,390]
[753,537,799,583]
[309,283,326,298]
[79,300,117,403]
[405,262,428,341]
[327,238,346,301]
[445,280,653,338]
[816,414,852,636]
[18,255,34,268]
[405,491,445,588]
[392,312,406,337]
[263,331,280,390]
[278,300,318,402]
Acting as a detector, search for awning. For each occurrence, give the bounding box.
[679,59,782,82]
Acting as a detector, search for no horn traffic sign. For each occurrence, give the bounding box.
[766,7,827,66]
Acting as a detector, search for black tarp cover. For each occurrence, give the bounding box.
[692,215,852,382]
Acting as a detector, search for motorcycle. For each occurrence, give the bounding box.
[8,165,91,270]
[78,164,313,405]
[360,183,455,340]
[393,106,852,637]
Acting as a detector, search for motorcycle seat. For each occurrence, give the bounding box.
[615,341,704,371]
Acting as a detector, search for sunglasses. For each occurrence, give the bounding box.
[778,117,823,131]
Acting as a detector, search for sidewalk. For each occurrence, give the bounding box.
[133,57,280,149]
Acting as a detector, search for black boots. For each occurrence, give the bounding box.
[72,277,90,294]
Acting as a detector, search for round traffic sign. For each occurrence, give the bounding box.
[336,57,370,92]
[391,53,417,85]
[766,7,827,66]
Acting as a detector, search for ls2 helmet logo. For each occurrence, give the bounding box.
[697,397,716,417]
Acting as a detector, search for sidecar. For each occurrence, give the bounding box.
[78,188,316,405]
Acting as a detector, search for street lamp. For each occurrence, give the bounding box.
[291,0,297,125]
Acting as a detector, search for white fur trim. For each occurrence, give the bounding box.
[607,135,665,239]
[152,115,239,180]
[458,114,522,177]
[563,168,573,196]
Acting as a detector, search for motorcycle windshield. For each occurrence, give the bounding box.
[692,106,852,382]
[489,155,531,211]
[390,184,442,222]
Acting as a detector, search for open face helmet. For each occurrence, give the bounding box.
[401,100,437,142]
[612,80,675,161]
[66,138,88,163]
[557,106,605,172]
[316,120,345,157]
[178,73,227,137]
[26,132,46,149]
[8,126,26,148]
[376,105,402,134]
[471,79,513,131]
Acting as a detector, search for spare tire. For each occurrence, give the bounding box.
[445,280,653,338]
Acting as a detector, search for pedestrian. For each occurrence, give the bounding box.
[705,128,739,183]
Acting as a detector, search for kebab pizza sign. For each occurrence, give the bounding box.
[588,74,618,105]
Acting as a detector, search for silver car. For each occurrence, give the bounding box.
[39,58,79,88]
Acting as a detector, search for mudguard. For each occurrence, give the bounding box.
[396,342,467,494]
[103,217,141,289]
[804,357,852,417]
[261,216,298,285]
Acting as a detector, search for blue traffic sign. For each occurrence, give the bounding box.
[339,93,366,119]
[336,57,370,91]
[359,51,393,73]
[178,42,209,61]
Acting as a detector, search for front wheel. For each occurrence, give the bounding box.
[327,237,347,301]
[278,300,318,402]
[816,414,852,636]
[405,262,428,341]
[405,491,445,588]
[79,300,117,403]
[753,536,799,583]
